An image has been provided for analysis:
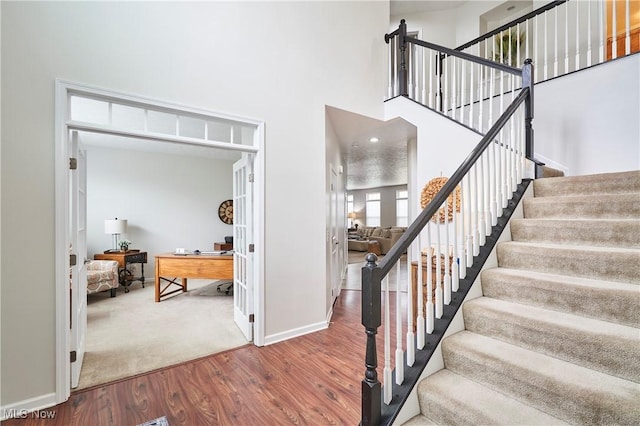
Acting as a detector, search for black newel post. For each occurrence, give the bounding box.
[361,253,382,426]
[523,58,534,161]
[398,19,408,97]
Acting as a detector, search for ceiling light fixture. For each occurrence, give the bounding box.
[369,137,379,143]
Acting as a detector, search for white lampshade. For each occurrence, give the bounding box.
[104,219,128,234]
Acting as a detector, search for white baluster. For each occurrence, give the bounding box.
[422,47,427,104]
[428,50,434,108]
[544,12,549,80]
[443,56,449,114]
[436,53,442,112]
[395,261,404,385]
[612,0,618,60]
[625,0,631,55]
[425,224,434,334]
[587,2,592,67]
[406,245,415,366]
[408,44,413,100]
[416,233,425,348]
[565,2,570,73]
[435,218,443,319]
[460,61,466,123]
[383,273,392,404]
[473,165,480,256]
[491,140,498,226]
[478,62,483,132]
[444,200,451,305]
[459,178,467,279]
[452,190,461,288]
[575,0,581,71]
[469,62,474,128]
[554,6,559,77]
[451,57,457,119]
[484,152,492,235]
[392,38,397,97]
[599,0,605,63]
[388,41,393,99]
[534,14,539,82]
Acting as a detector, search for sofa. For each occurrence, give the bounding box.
[87,260,120,297]
[348,226,406,255]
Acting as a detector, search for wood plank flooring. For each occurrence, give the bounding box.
[4,288,402,426]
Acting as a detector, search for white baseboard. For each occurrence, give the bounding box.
[263,320,328,346]
[0,393,58,421]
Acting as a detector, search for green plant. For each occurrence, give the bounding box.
[119,239,131,251]
[494,29,526,66]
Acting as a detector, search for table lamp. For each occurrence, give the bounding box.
[348,212,356,228]
[104,218,128,251]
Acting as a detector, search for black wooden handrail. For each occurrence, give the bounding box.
[455,1,568,52]
[378,87,530,276]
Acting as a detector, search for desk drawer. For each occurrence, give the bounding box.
[127,252,147,263]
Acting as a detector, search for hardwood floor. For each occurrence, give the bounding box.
[4,288,402,426]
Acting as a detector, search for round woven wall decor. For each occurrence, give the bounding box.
[420,176,461,223]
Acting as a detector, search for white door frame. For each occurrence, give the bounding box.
[54,80,265,403]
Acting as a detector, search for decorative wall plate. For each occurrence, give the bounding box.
[218,199,233,225]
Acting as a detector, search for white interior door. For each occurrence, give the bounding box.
[69,131,88,388]
[330,166,341,300]
[233,153,253,341]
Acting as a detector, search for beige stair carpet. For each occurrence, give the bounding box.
[406,170,640,425]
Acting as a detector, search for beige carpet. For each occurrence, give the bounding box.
[408,170,640,425]
[78,279,248,390]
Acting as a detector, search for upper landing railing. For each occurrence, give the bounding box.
[386,0,639,127]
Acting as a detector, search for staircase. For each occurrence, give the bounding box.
[405,170,640,425]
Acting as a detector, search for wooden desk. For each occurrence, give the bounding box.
[411,254,453,330]
[155,253,233,302]
[94,250,147,292]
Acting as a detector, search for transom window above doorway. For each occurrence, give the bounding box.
[69,95,255,146]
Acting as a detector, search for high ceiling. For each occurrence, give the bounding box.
[326,106,416,191]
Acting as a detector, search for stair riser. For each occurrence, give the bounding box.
[511,219,640,248]
[533,171,640,197]
[481,270,640,327]
[523,197,640,219]
[442,335,640,425]
[497,243,640,284]
[462,301,640,382]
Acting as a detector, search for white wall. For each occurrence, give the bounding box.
[86,145,235,279]
[535,54,640,175]
[1,1,388,408]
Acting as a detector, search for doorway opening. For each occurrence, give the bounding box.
[54,80,265,403]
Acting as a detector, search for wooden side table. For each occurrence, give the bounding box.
[368,240,382,256]
[94,250,147,293]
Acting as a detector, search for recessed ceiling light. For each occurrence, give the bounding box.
[369,137,379,143]
[507,5,515,11]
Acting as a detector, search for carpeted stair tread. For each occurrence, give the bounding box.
[497,241,640,283]
[481,267,640,327]
[523,193,640,219]
[442,331,640,425]
[533,170,640,197]
[402,414,439,426]
[415,369,568,426]
[463,297,640,382]
[511,218,640,248]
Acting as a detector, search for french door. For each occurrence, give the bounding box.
[233,153,254,341]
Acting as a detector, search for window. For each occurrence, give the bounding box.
[396,189,408,227]
[347,194,354,217]
[366,192,381,227]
